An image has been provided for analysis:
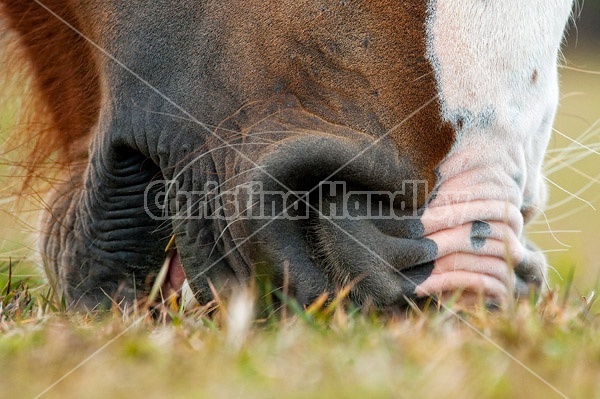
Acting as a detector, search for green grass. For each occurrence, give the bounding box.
[0,286,599,399]
[1,44,600,399]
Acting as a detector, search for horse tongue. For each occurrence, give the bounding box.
[161,250,186,295]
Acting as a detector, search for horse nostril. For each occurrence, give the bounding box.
[243,133,436,307]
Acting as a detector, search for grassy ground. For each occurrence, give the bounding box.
[0,293,598,399]
[1,32,600,399]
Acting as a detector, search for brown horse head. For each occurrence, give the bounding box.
[1,0,574,310]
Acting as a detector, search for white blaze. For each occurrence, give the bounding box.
[426,0,573,215]
[417,0,574,301]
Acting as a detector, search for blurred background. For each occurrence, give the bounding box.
[537,0,600,294]
[0,2,599,298]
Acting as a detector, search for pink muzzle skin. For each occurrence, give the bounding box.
[415,146,545,306]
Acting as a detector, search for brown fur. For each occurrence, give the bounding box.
[209,0,453,189]
[1,1,99,184]
[1,1,451,191]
